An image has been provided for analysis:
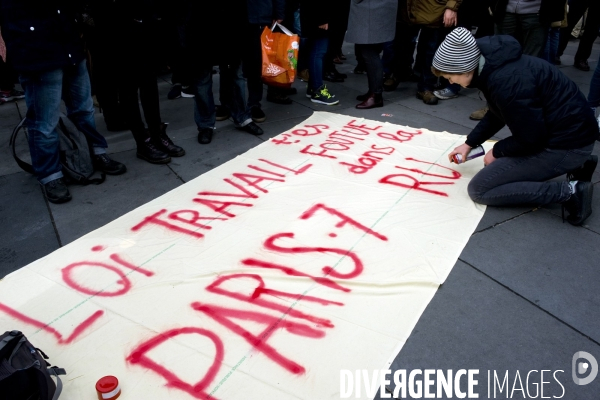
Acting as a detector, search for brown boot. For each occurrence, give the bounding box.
[416,90,438,105]
[469,106,489,120]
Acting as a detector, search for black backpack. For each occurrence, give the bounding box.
[10,115,106,185]
[0,330,66,400]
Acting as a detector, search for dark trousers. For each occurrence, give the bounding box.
[308,37,329,90]
[324,0,351,72]
[165,21,192,86]
[558,0,600,62]
[391,20,420,77]
[468,144,593,206]
[119,23,162,143]
[242,23,267,109]
[415,27,441,92]
[356,43,384,94]
[0,57,17,90]
[87,27,125,128]
[496,13,546,57]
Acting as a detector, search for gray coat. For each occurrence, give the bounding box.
[345,0,398,44]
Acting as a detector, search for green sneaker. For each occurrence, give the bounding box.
[311,85,339,105]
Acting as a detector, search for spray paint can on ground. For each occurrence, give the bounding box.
[452,145,485,164]
[96,375,121,400]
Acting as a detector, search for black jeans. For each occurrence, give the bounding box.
[415,27,441,92]
[356,43,384,94]
[468,144,594,206]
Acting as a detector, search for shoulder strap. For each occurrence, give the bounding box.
[49,367,66,400]
[10,118,34,174]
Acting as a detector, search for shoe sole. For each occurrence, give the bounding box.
[46,194,72,204]
[181,92,195,98]
[169,150,186,157]
[252,117,267,123]
[568,182,593,226]
[356,102,384,109]
[311,98,340,105]
[136,153,171,164]
[434,94,459,100]
[215,116,230,121]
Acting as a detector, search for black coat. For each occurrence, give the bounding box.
[186,0,247,67]
[247,0,286,25]
[466,35,599,158]
[0,0,86,73]
[299,0,332,39]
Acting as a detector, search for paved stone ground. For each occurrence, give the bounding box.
[1,38,599,399]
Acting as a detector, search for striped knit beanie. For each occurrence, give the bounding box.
[432,27,480,74]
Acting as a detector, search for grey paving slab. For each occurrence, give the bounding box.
[255,115,315,141]
[474,205,536,233]
[374,261,600,400]
[0,100,28,176]
[0,172,59,278]
[166,126,264,181]
[48,148,183,245]
[460,208,600,343]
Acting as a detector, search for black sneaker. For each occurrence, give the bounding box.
[251,107,266,123]
[216,105,231,121]
[353,66,366,74]
[562,181,594,226]
[137,139,171,164]
[181,85,195,98]
[167,84,182,100]
[306,87,314,98]
[567,155,598,182]
[323,71,345,82]
[238,122,263,136]
[157,123,185,157]
[198,127,213,144]
[311,85,339,105]
[93,153,127,175]
[43,178,72,204]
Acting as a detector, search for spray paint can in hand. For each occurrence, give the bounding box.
[452,145,485,164]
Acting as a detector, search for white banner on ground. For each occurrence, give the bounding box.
[0,112,486,399]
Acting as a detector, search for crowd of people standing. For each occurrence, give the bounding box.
[0,0,599,206]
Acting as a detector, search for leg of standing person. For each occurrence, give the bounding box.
[588,53,600,133]
[356,43,384,109]
[243,24,267,122]
[543,27,560,63]
[307,37,339,105]
[193,65,216,144]
[415,27,441,105]
[62,60,126,175]
[354,44,367,74]
[519,13,546,57]
[557,0,587,60]
[221,63,263,136]
[573,1,600,71]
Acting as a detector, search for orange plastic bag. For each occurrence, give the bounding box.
[261,23,299,88]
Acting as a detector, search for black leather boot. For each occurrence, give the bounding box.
[155,123,185,157]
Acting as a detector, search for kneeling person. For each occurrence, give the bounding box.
[435,28,599,226]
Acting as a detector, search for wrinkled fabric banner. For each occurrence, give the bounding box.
[0,112,486,399]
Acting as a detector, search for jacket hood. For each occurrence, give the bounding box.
[476,35,522,80]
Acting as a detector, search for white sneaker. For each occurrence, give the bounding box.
[433,87,459,100]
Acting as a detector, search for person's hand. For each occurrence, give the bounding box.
[443,9,458,27]
[448,143,472,164]
[319,23,329,30]
[483,149,497,166]
[272,19,283,25]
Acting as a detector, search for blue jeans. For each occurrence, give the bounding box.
[307,37,329,90]
[468,144,593,206]
[588,53,600,108]
[195,63,251,129]
[19,60,108,184]
[543,27,560,63]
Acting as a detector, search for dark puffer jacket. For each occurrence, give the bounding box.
[466,35,599,158]
[0,0,85,73]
